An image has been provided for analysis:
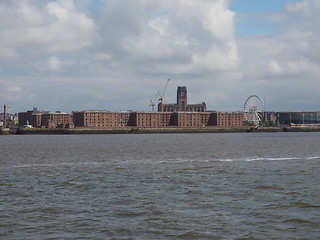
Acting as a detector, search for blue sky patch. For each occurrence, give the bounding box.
[230,0,291,36]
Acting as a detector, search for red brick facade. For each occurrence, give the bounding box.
[18,109,73,128]
[132,112,173,128]
[19,109,244,129]
[72,111,244,128]
[41,112,73,128]
[214,112,244,127]
[73,111,123,128]
[18,109,42,127]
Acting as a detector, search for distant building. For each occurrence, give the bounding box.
[170,112,214,127]
[214,112,244,127]
[158,86,206,112]
[41,112,73,128]
[0,113,18,128]
[18,108,73,128]
[264,112,277,122]
[130,112,173,128]
[72,110,244,128]
[18,86,246,129]
[72,111,133,128]
[18,108,42,127]
[275,112,320,125]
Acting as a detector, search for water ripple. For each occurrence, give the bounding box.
[1,133,320,239]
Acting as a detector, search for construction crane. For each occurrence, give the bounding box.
[149,90,160,112]
[159,79,170,112]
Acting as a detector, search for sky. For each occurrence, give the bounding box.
[1,0,320,113]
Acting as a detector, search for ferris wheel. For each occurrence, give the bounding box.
[244,95,265,126]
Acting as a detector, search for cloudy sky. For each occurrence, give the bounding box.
[1,0,319,113]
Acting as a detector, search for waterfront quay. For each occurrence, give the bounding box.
[6,126,320,135]
[2,87,320,132]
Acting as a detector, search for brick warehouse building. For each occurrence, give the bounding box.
[18,86,244,129]
[159,86,206,112]
[130,112,173,128]
[72,110,244,128]
[18,108,42,127]
[19,109,73,128]
[19,109,244,129]
[214,112,244,127]
[41,112,73,128]
[72,111,133,128]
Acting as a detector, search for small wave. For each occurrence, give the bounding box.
[282,218,315,224]
[6,161,107,169]
[293,201,320,209]
[306,156,320,160]
[218,159,234,162]
[245,157,300,162]
[216,157,301,162]
[115,210,146,217]
[176,230,206,239]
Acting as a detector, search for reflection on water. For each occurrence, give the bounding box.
[1,133,320,239]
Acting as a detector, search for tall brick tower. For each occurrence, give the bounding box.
[177,86,187,111]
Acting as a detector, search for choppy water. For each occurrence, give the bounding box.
[1,132,320,239]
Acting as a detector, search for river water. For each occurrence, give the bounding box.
[1,132,320,239]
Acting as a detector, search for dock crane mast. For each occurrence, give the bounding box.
[149,90,160,112]
[159,79,170,112]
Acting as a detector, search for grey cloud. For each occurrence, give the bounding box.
[1,0,319,114]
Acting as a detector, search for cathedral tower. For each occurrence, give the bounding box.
[177,86,187,111]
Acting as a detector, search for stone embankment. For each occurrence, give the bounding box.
[15,127,251,134]
[0,128,10,135]
[10,126,320,135]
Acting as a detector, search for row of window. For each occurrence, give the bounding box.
[77,112,244,127]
